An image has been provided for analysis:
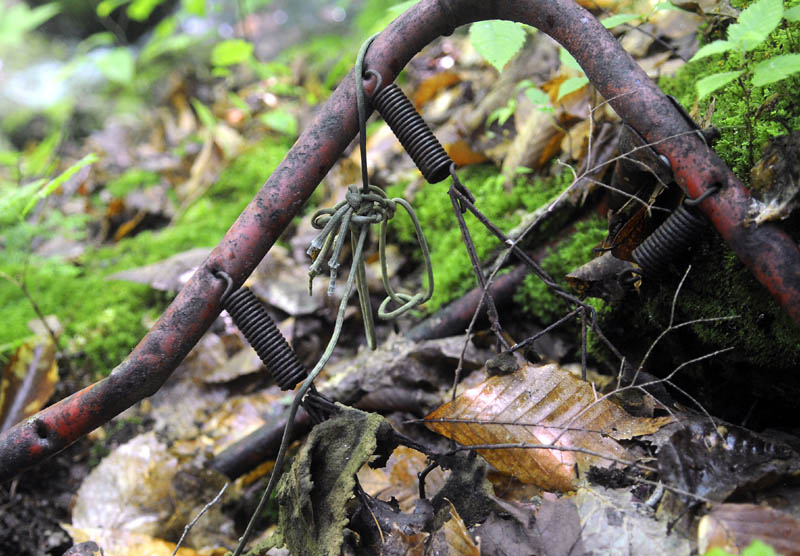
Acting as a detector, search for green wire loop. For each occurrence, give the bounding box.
[233,33,434,556]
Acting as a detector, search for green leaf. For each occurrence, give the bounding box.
[182,0,206,16]
[96,48,136,85]
[524,87,550,106]
[227,92,251,115]
[127,0,162,21]
[524,87,554,112]
[752,53,800,86]
[24,132,60,178]
[210,39,254,67]
[785,4,800,21]
[487,99,516,127]
[601,13,639,29]
[0,2,60,46]
[727,0,783,51]
[0,180,44,226]
[557,76,589,100]
[469,20,527,72]
[96,0,127,18]
[559,48,583,72]
[742,540,780,556]
[22,154,98,217]
[388,0,421,15]
[78,32,116,53]
[190,99,217,129]
[689,40,733,62]
[696,70,743,100]
[260,110,298,137]
[139,32,194,65]
[654,1,686,11]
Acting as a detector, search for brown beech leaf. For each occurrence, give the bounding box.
[413,71,461,108]
[61,524,211,556]
[427,499,480,556]
[358,446,447,513]
[0,337,58,433]
[425,362,671,491]
[609,204,650,262]
[444,139,489,166]
[698,503,800,556]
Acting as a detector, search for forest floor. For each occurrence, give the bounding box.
[2,1,800,555]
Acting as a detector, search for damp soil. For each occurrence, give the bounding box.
[0,437,92,556]
[0,408,151,555]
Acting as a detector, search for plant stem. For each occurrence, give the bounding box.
[738,71,755,171]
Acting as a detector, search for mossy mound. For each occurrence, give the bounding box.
[387,165,578,313]
[659,0,800,179]
[589,2,800,420]
[513,217,608,324]
[1,137,290,374]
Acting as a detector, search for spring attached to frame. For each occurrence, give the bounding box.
[632,203,708,275]
[215,272,307,391]
[371,82,453,184]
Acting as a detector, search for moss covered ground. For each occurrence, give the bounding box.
[649,1,800,368]
[386,165,603,314]
[0,137,290,373]
[659,0,800,180]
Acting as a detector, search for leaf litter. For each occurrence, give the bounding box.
[425,361,672,491]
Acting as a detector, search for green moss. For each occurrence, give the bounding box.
[513,216,608,323]
[106,169,161,198]
[637,2,800,369]
[1,137,291,373]
[387,165,574,312]
[659,5,800,180]
[644,236,800,368]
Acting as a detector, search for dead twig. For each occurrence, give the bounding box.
[171,482,229,556]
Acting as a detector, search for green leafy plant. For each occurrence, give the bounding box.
[469,20,529,72]
[704,539,780,556]
[0,2,59,47]
[690,0,800,99]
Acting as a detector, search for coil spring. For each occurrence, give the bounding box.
[371,83,453,184]
[222,285,307,390]
[632,203,708,275]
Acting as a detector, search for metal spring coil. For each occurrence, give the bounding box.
[371,83,453,184]
[223,287,307,390]
[632,203,708,275]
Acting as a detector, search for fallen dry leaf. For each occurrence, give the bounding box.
[501,109,561,179]
[62,524,217,556]
[413,71,462,108]
[439,499,480,556]
[698,503,800,556]
[358,445,448,513]
[71,432,179,537]
[574,486,691,554]
[425,362,671,491]
[0,337,58,432]
[445,139,489,166]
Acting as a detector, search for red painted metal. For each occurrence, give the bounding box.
[1,0,798,482]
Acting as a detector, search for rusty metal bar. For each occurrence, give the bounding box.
[406,265,529,342]
[1,0,798,482]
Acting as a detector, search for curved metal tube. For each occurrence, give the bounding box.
[1,0,798,482]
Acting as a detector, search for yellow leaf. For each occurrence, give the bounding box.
[357,446,447,513]
[441,499,480,555]
[62,524,208,556]
[425,363,671,491]
[413,71,461,108]
[0,337,58,432]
